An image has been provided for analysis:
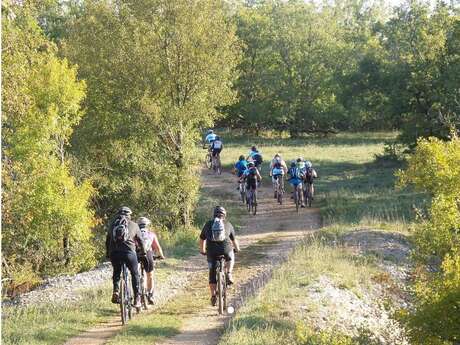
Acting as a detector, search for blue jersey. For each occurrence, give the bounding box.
[205,133,217,143]
[235,160,248,175]
[272,167,284,176]
[288,167,304,180]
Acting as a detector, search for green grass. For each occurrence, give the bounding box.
[218,235,383,345]
[2,284,114,345]
[220,131,426,230]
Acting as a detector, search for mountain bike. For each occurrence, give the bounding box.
[119,263,134,325]
[212,153,222,175]
[246,187,257,215]
[273,176,284,205]
[238,180,246,204]
[215,255,228,315]
[294,183,303,212]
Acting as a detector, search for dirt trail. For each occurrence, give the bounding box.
[156,171,321,345]
[64,170,321,345]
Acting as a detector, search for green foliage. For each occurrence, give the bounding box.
[2,1,95,291]
[65,0,240,232]
[295,323,355,345]
[398,136,460,344]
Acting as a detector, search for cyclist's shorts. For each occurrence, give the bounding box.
[138,250,154,273]
[207,251,234,284]
[289,178,302,187]
[272,174,283,180]
[212,148,222,157]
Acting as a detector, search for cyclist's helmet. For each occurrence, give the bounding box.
[248,161,255,167]
[239,155,245,161]
[290,161,296,167]
[215,136,220,140]
[138,217,151,228]
[207,129,214,134]
[214,206,227,217]
[305,160,313,168]
[297,157,304,163]
[251,146,257,152]
[118,206,132,216]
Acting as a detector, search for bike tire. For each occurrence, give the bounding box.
[205,153,212,169]
[246,193,251,213]
[278,189,283,204]
[217,271,224,315]
[295,187,300,213]
[252,192,257,215]
[120,277,127,325]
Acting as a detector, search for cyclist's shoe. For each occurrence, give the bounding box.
[226,272,234,285]
[111,292,119,304]
[301,203,306,208]
[147,292,155,305]
[133,295,142,308]
[211,295,217,306]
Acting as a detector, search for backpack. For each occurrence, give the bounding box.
[111,215,130,244]
[274,162,282,169]
[213,140,222,149]
[210,218,226,242]
[253,153,263,164]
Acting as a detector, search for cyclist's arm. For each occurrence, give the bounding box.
[256,170,262,180]
[199,224,208,254]
[228,224,240,252]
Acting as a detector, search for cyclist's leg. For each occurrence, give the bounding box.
[110,252,122,301]
[224,250,235,284]
[125,251,141,298]
[143,251,155,293]
[208,259,218,302]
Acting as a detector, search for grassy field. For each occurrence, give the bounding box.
[220,131,426,230]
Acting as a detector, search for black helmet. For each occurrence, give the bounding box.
[251,146,257,151]
[213,206,227,217]
[290,161,296,167]
[239,155,245,161]
[215,135,220,140]
[118,206,132,216]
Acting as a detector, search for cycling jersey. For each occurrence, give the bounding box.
[235,160,248,177]
[288,167,304,186]
[205,133,217,143]
[211,140,223,150]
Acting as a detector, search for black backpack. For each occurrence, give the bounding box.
[111,215,130,244]
[253,153,263,164]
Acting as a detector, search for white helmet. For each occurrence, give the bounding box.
[305,161,312,168]
[137,217,151,228]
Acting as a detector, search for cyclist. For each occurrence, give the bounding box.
[204,129,217,146]
[234,155,248,189]
[247,146,263,170]
[210,135,223,168]
[288,161,305,207]
[303,160,318,200]
[269,154,287,199]
[137,217,165,305]
[106,206,146,308]
[240,161,262,201]
[199,206,240,306]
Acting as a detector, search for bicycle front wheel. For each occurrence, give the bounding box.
[120,276,127,325]
[252,192,257,215]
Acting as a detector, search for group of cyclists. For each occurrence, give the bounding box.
[106,129,318,315]
[234,149,318,209]
[106,207,165,309]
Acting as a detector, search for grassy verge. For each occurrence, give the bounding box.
[218,235,384,345]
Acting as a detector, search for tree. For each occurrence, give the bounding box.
[65,0,240,231]
[2,0,95,291]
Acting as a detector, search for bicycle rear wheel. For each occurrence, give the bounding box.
[252,191,257,215]
[246,192,251,213]
[295,186,300,212]
[217,269,225,315]
[277,186,283,204]
[205,153,212,169]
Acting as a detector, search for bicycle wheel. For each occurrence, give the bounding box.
[240,184,245,204]
[120,266,129,325]
[277,185,283,204]
[252,191,257,215]
[217,156,222,175]
[246,191,251,213]
[217,267,225,315]
[295,186,300,212]
[205,153,212,169]
[140,266,148,311]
